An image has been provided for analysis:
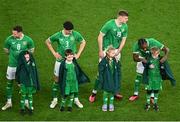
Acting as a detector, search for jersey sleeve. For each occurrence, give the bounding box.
[4,36,11,49]
[100,20,111,35]
[133,42,140,54]
[27,37,35,49]
[151,38,164,49]
[75,31,84,43]
[122,24,128,38]
[49,32,59,43]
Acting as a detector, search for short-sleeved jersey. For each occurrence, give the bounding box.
[100,19,128,50]
[49,30,84,60]
[4,35,35,67]
[147,56,162,90]
[133,38,164,58]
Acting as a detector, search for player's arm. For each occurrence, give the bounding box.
[116,37,126,55]
[98,32,104,58]
[75,40,86,59]
[160,46,169,63]
[45,38,61,59]
[3,48,9,54]
[133,53,147,63]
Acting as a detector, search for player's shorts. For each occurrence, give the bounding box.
[6,66,17,80]
[54,61,61,77]
[99,49,121,62]
[136,62,144,74]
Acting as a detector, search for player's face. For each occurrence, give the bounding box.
[12,30,22,38]
[24,53,30,61]
[107,50,116,58]
[64,29,72,35]
[151,50,160,58]
[66,54,74,61]
[118,16,128,23]
[141,43,148,51]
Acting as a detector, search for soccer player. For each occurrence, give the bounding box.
[89,10,128,102]
[2,25,35,110]
[129,38,169,101]
[45,21,86,109]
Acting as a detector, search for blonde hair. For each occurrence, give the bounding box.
[106,45,115,53]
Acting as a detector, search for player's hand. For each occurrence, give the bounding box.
[160,56,167,63]
[149,64,155,69]
[141,58,147,63]
[74,54,80,59]
[99,51,104,58]
[53,52,61,59]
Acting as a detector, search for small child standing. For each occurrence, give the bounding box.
[16,51,40,115]
[144,47,162,111]
[59,49,89,112]
[98,46,120,112]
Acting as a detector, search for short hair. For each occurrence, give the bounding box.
[106,45,115,52]
[63,21,74,30]
[13,25,23,32]
[118,10,128,16]
[151,46,160,53]
[138,38,147,47]
[65,49,74,56]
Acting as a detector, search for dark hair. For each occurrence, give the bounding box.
[13,25,23,32]
[63,21,74,30]
[138,38,147,47]
[118,10,128,16]
[65,49,74,56]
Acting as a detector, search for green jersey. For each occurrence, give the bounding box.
[4,35,35,67]
[65,62,78,95]
[133,38,164,58]
[100,19,128,50]
[49,30,84,60]
[146,56,162,90]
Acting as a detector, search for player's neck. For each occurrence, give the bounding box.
[66,60,73,64]
[115,19,122,27]
[62,30,70,37]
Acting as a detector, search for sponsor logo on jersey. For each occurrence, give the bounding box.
[12,42,16,45]
[23,41,27,45]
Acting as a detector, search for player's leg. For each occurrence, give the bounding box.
[145,90,152,111]
[27,87,34,115]
[129,62,144,101]
[153,90,159,111]
[114,51,123,100]
[60,95,67,112]
[20,85,26,115]
[68,93,74,112]
[50,61,61,108]
[74,92,83,108]
[102,91,108,111]
[2,67,16,110]
[109,93,114,111]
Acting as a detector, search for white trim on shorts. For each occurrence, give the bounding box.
[6,66,17,80]
[54,61,61,77]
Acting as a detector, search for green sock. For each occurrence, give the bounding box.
[61,97,66,107]
[103,91,108,105]
[52,82,59,99]
[6,80,13,99]
[154,92,159,104]
[134,73,142,95]
[109,93,114,105]
[68,94,74,107]
[28,94,33,110]
[146,93,151,104]
[20,93,26,109]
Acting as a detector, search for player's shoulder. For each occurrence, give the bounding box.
[6,35,14,40]
[72,30,82,36]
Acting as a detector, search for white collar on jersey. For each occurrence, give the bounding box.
[62,30,70,37]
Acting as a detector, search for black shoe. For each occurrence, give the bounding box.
[153,104,159,111]
[60,106,65,112]
[20,109,26,115]
[144,104,150,111]
[28,109,33,115]
[67,107,72,112]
